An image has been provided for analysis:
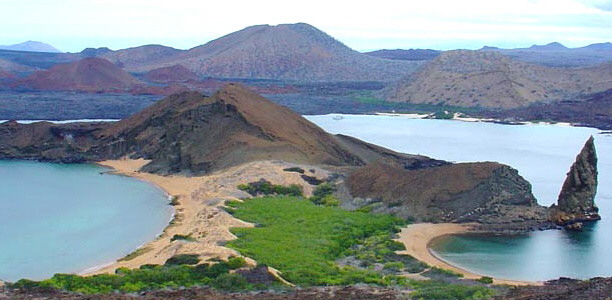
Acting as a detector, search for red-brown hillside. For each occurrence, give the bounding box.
[0,68,14,79]
[143,64,199,83]
[18,57,144,92]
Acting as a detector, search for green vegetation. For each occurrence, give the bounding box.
[425,267,465,278]
[117,246,151,262]
[346,234,428,273]
[164,254,200,265]
[171,234,196,242]
[308,183,340,207]
[169,196,180,206]
[226,195,494,299]
[429,111,454,119]
[226,195,403,286]
[476,276,494,284]
[282,167,305,173]
[11,257,253,294]
[237,179,303,197]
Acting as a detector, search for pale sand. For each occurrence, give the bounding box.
[396,223,544,286]
[88,158,328,276]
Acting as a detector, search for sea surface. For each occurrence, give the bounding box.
[0,161,172,281]
[307,114,611,281]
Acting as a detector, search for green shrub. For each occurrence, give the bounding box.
[210,273,249,291]
[383,262,404,272]
[476,276,493,284]
[355,205,374,213]
[171,234,196,242]
[321,195,340,206]
[226,256,247,269]
[165,254,200,266]
[283,167,305,173]
[238,179,303,197]
[425,267,464,278]
[169,196,180,206]
[11,257,257,294]
[309,183,336,205]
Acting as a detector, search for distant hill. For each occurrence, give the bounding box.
[0,41,62,53]
[0,68,14,80]
[100,44,183,70]
[143,64,199,83]
[387,50,612,108]
[363,49,441,61]
[481,42,612,67]
[0,58,36,75]
[120,23,421,82]
[16,57,144,92]
[527,42,568,51]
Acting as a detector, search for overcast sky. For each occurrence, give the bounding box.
[1,0,611,52]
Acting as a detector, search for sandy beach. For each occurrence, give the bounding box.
[396,223,543,286]
[88,158,328,275]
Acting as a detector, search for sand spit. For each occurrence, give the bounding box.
[89,158,328,275]
[396,223,543,286]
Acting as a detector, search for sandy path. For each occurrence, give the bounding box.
[86,159,328,275]
[396,223,543,286]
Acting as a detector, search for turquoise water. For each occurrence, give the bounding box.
[307,115,611,281]
[0,161,172,281]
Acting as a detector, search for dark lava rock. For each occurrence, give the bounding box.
[497,277,612,300]
[2,285,410,300]
[552,136,600,227]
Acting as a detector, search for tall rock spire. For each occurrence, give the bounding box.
[553,136,600,230]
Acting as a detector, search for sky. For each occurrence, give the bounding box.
[0,0,611,53]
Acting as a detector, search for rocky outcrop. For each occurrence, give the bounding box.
[343,160,547,224]
[551,136,600,229]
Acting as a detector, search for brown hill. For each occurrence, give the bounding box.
[0,68,14,80]
[95,84,444,174]
[387,50,612,108]
[117,23,422,82]
[17,57,144,92]
[364,49,441,61]
[143,64,200,83]
[0,58,36,75]
[100,45,183,70]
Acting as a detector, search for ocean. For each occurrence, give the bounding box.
[0,161,172,281]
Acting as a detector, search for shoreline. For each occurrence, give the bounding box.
[373,112,576,128]
[395,223,544,286]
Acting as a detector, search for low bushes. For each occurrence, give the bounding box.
[238,179,303,197]
[11,257,252,294]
